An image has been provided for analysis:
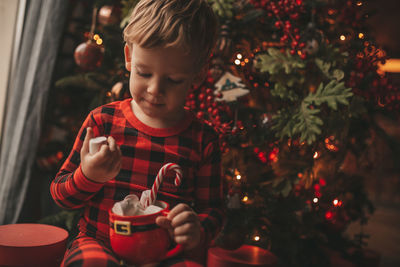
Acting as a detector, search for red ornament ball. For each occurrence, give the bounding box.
[74,41,104,71]
[98,5,121,26]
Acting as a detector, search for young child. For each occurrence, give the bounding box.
[51,0,224,266]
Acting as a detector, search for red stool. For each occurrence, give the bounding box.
[0,223,68,267]
[207,245,277,267]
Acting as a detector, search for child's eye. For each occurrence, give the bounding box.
[168,77,184,84]
[136,70,151,78]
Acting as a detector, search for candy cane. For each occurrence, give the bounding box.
[140,163,182,209]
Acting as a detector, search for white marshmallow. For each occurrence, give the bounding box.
[89,136,107,154]
[111,194,163,216]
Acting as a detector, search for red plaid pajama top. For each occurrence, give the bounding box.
[51,98,224,245]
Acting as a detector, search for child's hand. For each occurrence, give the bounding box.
[156,203,202,251]
[80,127,122,183]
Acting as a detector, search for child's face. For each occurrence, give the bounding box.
[124,44,204,127]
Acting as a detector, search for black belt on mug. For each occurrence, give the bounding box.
[110,220,159,236]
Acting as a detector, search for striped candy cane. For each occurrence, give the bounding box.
[140,163,182,209]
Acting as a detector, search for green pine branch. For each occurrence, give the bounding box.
[271,83,299,101]
[295,103,323,143]
[208,0,235,19]
[256,48,306,75]
[256,48,306,87]
[315,58,345,81]
[272,80,353,144]
[304,80,353,110]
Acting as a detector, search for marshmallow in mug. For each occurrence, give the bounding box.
[112,194,163,216]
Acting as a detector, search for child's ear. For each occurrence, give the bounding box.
[124,44,132,72]
[193,65,208,86]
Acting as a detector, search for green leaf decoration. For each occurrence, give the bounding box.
[255,48,306,75]
[271,83,299,101]
[294,103,323,143]
[208,0,235,19]
[332,69,345,81]
[304,80,353,110]
[315,58,345,81]
[272,109,296,140]
[272,80,353,143]
[315,58,331,75]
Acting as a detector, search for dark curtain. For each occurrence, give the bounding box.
[0,0,68,224]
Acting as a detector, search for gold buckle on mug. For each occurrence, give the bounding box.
[114,220,131,236]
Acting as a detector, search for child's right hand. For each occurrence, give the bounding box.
[80,127,122,183]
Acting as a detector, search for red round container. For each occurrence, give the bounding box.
[0,223,68,267]
[207,245,278,267]
[109,200,182,265]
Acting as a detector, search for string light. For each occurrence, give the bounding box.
[242,196,249,202]
[325,211,333,220]
[236,53,243,60]
[313,151,320,159]
[333,198,342,207]
[325,136,339,152]
[236,174,242,180]
[254,235,260,241]
[234,59,241,65]
[358,33,365,39]
[268,147,279,162]
[313,197,319,203]
[340,35,346,41]
[93,34,103,45]
[356,1,363,6]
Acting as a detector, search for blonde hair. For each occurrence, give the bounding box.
[123,0,218,67]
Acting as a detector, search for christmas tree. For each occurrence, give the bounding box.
[36,0,399,266]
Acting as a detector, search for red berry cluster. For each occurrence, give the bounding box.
[250,0,307,58]
[185,74,232,136]
[347,44,400,111]
[253,147,279,164]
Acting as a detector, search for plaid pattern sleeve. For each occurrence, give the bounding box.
[50,111,105,210]
[51,99,224,244]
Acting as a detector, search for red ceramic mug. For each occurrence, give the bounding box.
[109,200,183,265]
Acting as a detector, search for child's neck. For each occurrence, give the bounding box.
[130,100,184,129]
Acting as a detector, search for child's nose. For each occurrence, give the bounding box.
[147,79,164,95]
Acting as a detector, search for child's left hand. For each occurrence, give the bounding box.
[156,203,202,251]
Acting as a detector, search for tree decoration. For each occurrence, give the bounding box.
[98,5,121,26]
[214,72,250,102]
[74,40,104,71]
[302,23,325,55]
[74,7,104,71]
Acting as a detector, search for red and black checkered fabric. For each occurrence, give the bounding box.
[62,233,120,267]
[62,233,203,266]
[51,98,224,245]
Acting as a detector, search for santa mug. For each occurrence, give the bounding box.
[109,200,183,265]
